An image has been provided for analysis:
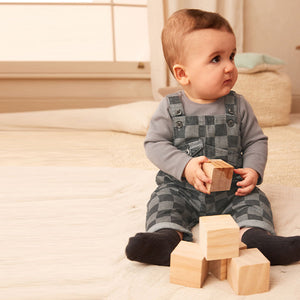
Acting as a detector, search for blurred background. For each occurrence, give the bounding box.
[0,0,299,112]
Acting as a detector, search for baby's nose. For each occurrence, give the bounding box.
[224,61,235,73]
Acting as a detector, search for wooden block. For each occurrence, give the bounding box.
[209,241,248,280]
[199,215,240,260]
[227,248,270,295]
[170,241,208,288]
[209,240,248,280]
[209,258,227,280]
[239,241,247,250]
[203,159,234,192]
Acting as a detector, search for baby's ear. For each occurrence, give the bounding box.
[172,64,189,85]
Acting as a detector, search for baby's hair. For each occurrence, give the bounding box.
[161,9,234,73]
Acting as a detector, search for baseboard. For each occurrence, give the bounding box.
[0,77,152,112]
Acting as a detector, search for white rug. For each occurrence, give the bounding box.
[1,166,299,300]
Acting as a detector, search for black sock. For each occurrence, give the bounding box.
[125,229,181,266]
[242,227,300,265]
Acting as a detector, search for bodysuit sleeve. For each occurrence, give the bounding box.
[238,95,268,184]
[144,97,192,181]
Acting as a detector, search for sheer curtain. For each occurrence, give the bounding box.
[147,0,244,100]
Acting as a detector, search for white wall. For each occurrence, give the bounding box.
[244,0,300,108]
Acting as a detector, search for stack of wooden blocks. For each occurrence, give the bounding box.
[170,215,271,295]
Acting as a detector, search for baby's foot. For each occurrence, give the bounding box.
[242,227,300,265]
[125,229,181,266]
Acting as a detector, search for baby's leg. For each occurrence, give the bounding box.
[228,186,300,265]
[241,227,300,265]
[125,229,182,266]
[126,179,198,266]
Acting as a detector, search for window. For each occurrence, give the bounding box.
[0,0,150,63]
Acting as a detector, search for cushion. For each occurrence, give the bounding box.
[0,101,159,136]
[235,53,285,74]
[98,101,158,135]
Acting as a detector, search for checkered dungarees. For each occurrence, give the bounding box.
[146,91,275,241]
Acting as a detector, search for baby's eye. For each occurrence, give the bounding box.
[230,52,236,61]
[211,55,221,63]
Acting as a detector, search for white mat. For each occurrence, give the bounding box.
[1,166,299,300]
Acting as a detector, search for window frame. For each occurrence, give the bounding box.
[0,1,150,79]
[0,61,150,79]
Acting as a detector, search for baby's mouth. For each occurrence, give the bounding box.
[223,79,232,85]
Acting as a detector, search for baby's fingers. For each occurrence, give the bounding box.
[199,170,212,184]
[236,177,250,187]
[234,168,246,176]
[194,178,210,194]
[235,184,255,196]
[194,170,211,194]
[235,187,250,196]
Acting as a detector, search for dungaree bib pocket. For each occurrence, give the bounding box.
[178,139,204,157]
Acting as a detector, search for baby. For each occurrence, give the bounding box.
[126,9,300,266]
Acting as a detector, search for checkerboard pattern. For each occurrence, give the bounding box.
[145,91,275,238]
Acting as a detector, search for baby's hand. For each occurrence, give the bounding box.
[234,168,259,196]
[183,156,212,194]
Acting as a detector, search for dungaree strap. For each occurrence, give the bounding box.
[167,95,186,118]
[224,92,239,127]
[168,91,238,120]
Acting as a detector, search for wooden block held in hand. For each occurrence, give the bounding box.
[227,248,270,295]
[203,159,234,192]
[170,241,208,288]
[199,215,240,260]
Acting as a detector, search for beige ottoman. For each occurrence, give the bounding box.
[234,71,292,127]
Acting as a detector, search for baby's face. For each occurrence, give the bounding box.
[178,28,238,103]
